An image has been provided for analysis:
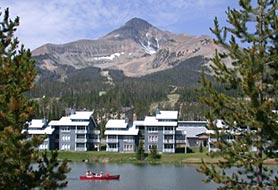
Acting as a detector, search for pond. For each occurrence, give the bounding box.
[66,162,217,190]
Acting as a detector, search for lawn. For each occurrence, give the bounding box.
[50,149,278,165]
[55,149,219,165]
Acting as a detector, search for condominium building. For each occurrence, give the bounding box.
[105,118,139,152]
[49,110,100,151]
[23,119,55,150]
[140,109,181,153]
[178,121,208,148]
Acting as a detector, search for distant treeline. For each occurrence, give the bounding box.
[28,56,239,123]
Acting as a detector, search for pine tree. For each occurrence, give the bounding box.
[136,139,145,160]
[0,8,70,189]
[199,142,203,153]
[149,145,160,159]
[198,0,278,189]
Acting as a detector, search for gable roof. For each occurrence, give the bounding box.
[24,126,55,135]
[48,116,89,126]
[23,119,54,135]
[105,119,128,129]
[143,116,177,126]
[183,127,208,138]
[28,119,46,129]
[104,125,139,135]
[48,110,94,127]
[69,111,93,120]
[156,110,178,120]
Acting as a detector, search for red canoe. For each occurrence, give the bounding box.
[80,175,120,180]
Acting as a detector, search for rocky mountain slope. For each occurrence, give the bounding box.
[32,17,223,81]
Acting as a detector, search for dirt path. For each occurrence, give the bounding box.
[150,85,180,111]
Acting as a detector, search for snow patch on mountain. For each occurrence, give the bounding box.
[139,33,159,55]
[93,52,125,60]
[140,41,156,54]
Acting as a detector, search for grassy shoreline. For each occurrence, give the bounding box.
[54,151,278,165]
[56,151,214,165]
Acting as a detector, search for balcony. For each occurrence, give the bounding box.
[75,138,87,143]
[148,131,158,134]
[123,139,134,143]
[75,130,87,134]
[106,148,118,152]
[163,148,175,153]
[75,147,87,151]
[163,139,175,144]
[163,130,175,134]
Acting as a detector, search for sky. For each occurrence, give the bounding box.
[1,0,240,50]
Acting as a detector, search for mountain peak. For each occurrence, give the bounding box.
[32,17,220,80]
[124,18,153,29]
[102,17,158,41]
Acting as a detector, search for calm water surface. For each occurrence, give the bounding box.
[66,162,217,190]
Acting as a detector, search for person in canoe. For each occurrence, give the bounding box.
[85,170,96,177]
[95,171,103,177]
[85,170,91,177]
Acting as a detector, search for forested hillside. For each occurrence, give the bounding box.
[28,56,212,122]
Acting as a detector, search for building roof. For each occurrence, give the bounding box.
[23,126,55,135]
[28,119,46,129]
[23,119,54,135]
[69,111,93,120]
[104,125,139,135]
[48,116,89,126]
[105,119,128,129]
[133,120,144,126]
[183,127,208,138]
[143,116,177,126]
[156,110,178,120]
[48,110,94,127]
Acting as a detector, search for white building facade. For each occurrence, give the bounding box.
[23,119,55,150]
[49,111,100,151]
[105,119,139,152]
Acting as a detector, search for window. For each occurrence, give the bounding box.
[164,135,173,140]
[76,143,85,147]
[148,127,158,133]
[76,134,85,139]
[109,144,117,148]
[108,135,117,140]
[123,136,133,142]
[123,144,133,151]
[164,126,173,131]
[164,144,173,149]
[77,126,86,131]
[61,126,70,132]
[62,135,70,141]
[61,144,70,150]
[148,135,158,142]
[39,144,48,150]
